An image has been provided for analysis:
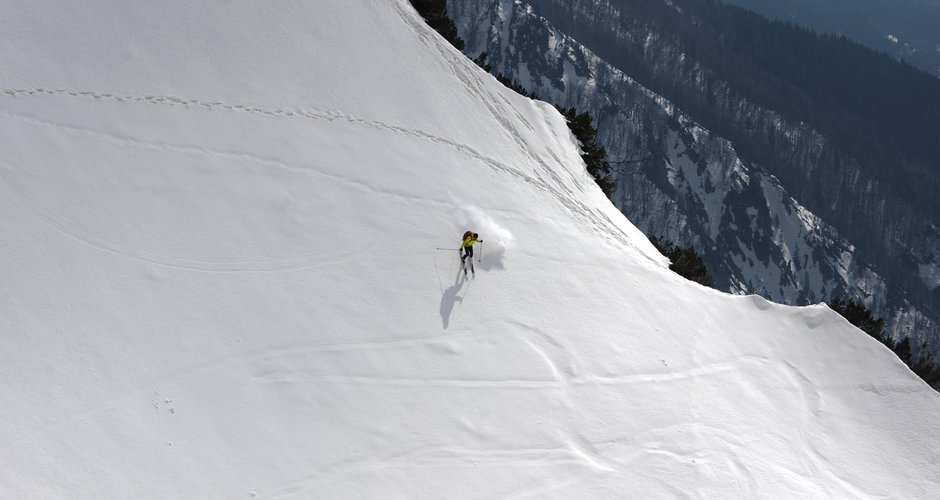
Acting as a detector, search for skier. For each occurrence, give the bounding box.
[460,230,483,266]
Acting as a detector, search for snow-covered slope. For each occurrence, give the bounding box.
[448,0,940,360]
[1,0,938,497]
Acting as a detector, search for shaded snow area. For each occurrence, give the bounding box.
[1,1,939,498]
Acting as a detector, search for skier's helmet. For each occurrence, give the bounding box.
[472,233,479,239]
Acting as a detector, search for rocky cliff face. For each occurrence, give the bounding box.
[448,0,940,359]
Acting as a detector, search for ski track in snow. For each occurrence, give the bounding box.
[393,0,590,203]
[0,166,381,274]
[400,6,626,246]
[3,1,939,496]
[0,268,927,469]
[262,443,598,499]
[0,86,659,268]
[4,300,907,492]
[0,331,493,458]
[0,39,927,500]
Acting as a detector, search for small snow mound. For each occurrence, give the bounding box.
[749,294,774,311]
[802,303,836,330]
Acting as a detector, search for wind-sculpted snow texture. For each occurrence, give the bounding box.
[448,0,940,362]
[1,0,939,497]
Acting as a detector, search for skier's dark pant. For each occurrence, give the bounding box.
[462,246,473,262]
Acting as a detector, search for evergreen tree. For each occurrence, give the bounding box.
[557,106,615,197]
[411,8,613,198]
[473,51,539,99]
[827,297,885,338]
[472,51,492,72]
[474,54,613,197]
[649,237,713,287]
[409,0,465,50]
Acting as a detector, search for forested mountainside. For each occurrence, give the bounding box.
[723,0,940,78]
[447,0,940,366]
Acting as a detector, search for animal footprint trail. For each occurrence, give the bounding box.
[1,85,643,253]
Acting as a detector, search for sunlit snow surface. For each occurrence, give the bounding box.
[1,1,939,498]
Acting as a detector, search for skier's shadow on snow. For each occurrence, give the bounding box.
[440,265,469,329]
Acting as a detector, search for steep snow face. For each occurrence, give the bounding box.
[1,0,939,498]
[448,0,940,358]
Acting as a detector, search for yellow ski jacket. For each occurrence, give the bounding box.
[461,234,481,249]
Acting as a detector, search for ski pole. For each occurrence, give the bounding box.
[479,241,483,263]
[435,247,460,251]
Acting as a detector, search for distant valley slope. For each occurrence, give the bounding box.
[449,0,940,367]
[725,0,940,78]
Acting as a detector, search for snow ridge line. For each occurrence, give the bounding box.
[1,86,652,259]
